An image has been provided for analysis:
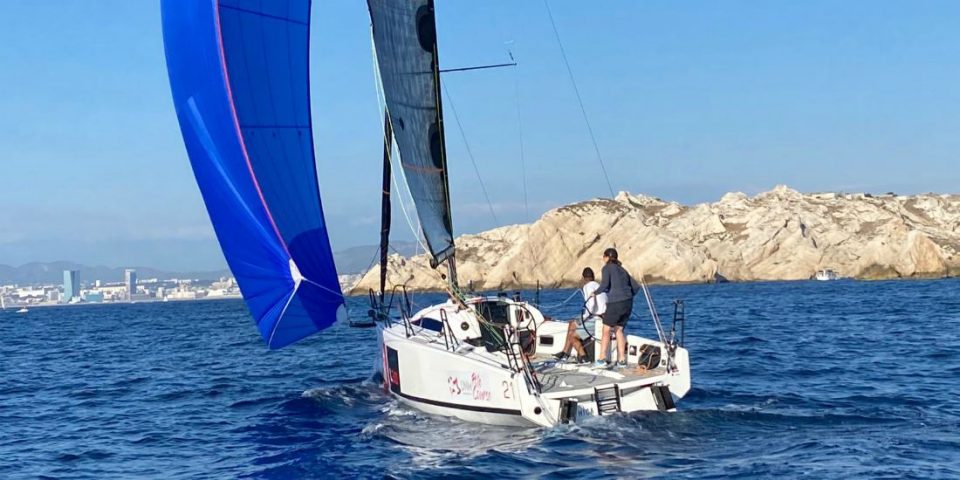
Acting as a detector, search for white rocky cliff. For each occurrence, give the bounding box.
[351,186,960,292]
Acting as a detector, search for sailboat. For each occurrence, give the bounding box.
[161,0,691,427]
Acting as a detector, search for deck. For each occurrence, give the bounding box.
[531,359,666,394]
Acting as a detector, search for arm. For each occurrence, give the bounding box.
[596,265,612,295]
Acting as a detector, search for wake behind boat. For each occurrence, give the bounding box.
[160,0,693,427]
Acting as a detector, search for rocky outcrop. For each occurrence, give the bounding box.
[350,186,960,293]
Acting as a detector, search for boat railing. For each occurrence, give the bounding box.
[638,276,678,372]
[366,285,416,337]
[670,300,685,348]
[439,308,460,351]
[667,300,686,373]
[502,324,542,395]
[447,289,542,394]
[510,304,544,394]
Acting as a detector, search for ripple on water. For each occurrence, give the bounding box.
[0,280,959,478]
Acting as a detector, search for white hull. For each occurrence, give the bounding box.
[814,269,839,281]
[376,296,691,427]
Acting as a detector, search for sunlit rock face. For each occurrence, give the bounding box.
[351,186,960,293]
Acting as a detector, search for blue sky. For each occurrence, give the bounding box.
[1,1,958,271]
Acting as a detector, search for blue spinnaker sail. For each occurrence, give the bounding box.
[161,0,344,349]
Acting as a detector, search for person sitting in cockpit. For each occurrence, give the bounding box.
[554,267,607,363]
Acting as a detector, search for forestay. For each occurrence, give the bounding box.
[161,0,345,349]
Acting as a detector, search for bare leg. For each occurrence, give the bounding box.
[615,326,627,363]
[599,324,611,362]
[570,336,586,358]
[560,321,577,355]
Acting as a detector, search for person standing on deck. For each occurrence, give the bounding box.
[593,248,638,369]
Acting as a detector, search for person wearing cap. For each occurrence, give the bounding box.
[593,247,638,369]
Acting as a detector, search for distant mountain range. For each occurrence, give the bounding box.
[0,242,421,285]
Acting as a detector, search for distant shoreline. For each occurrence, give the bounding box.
[6,276,954,309]
[5,294,243,310]
[345,274,957,296]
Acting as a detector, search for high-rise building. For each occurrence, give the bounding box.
[63,270,79,303]
[124,269,137,300]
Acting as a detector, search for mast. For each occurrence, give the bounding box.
[379,110,393,300]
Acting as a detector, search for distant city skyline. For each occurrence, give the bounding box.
[0,266,242,307]
[1,1,958,270]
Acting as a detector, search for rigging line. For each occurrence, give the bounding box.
[508,47,530,223]
[360,241,383,281]
[536,287,583,310]
[439,62,517,74]
[440,82,503,233]
[637,273,667,345]
[507,45,546,282]
[542,0,615,199]
[370,27,430,256]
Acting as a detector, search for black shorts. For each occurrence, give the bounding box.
[603,300,632,328]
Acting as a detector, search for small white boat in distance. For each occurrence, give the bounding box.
[16,307,29,314]
[814,269,839,281]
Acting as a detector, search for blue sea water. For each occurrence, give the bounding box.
[2,279,959,479]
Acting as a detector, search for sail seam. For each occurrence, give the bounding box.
[239,124,309,129]
[219,4,308,26]
[399,163,443,173]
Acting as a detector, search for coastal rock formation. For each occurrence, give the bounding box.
[351,186,960,292]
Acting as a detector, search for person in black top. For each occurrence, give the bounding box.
[593,247,638,369]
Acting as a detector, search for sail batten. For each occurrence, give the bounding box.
[368,0,456,268]
[162,0,344,349]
